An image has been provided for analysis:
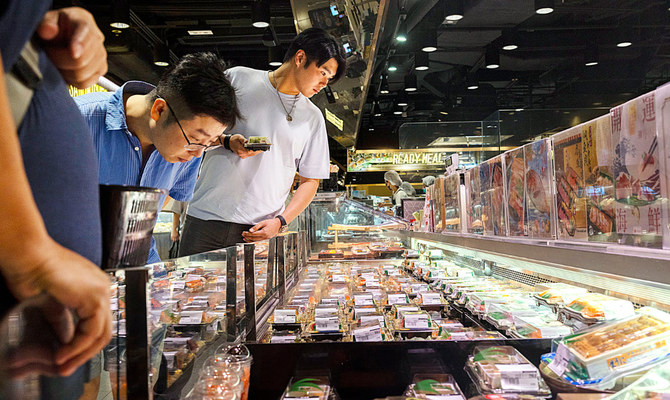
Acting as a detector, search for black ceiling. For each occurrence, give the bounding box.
[359,0,670,148]
[70,0,670,154]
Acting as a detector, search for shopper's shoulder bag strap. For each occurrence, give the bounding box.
[5,39,42,128]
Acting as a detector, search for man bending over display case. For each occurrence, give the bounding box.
[75,52,241,263]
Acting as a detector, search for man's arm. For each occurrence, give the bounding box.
[171,211,181,242]
[242,176,319,242]
[0,53,111,376]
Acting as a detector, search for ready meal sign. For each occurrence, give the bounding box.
[348,149,447,172]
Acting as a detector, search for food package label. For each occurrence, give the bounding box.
[421,292,443,305]
[388,293,409,305]
[354,294,374,306]
[497,364,540,391]
[354,324,383,342]
[404,313,430,329]
[274,309,297,324]
[315,316,340,332]
[179,310,203,325]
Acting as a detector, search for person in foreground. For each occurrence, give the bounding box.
[179,28,347,255]
[75,52,240,263]
[0,3,111,398]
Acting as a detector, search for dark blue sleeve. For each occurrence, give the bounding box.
[0,0,52,70]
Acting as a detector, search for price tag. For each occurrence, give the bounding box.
[421,292,443,305]
[179,310,203,324]
[548,343,570,376]
[412,284,430,293]
[497,364,539,391]
[354,325,383,342]
[270,335,296,343]
[273,309,297,324]
[354,294,374,306]
[388,293,408,305]
[368,289,383,300]
[355,307,377,317]
[360,315,385,325]
[366,279,381,288]
[216,276,227,283]
[163,351,177,370]
[315,316,339,332]
[190,300,209,307]
[171,280,185,290]
[315,307,338,317]
[332,274,346,283]
[448,331,469,340]
[184,274,202,282]
[404,313,429,329]
[361,273,376,281]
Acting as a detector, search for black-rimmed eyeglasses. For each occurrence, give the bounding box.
[160,97,225,151]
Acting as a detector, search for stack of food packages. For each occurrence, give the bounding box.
[403,374,466,400]
[545,307,670,391]
[131,256,270,385]
[465,346,552,398]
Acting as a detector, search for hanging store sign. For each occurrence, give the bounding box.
[348,149,449,172]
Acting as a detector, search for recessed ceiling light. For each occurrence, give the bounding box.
[188,30,214,36]
[467,84,478,90]
[110,22,130,29]
[515,108,524,111]
[388,65,397,72]
[394,111,403,115]
[502,44,518,51]
[380,89,389,94]
[269,61,282,66]
[585,61,598,66]
[415,66,429,71]
[398,101,408,106]
[535,0,554,14]
[617,41,632,48]
[404,88,417,92]
[375,113,382,116]
[440,111,449,115]
[154,61,169,67]
[486,64,499,69]
[422,46,437,53]
[592,102,602,106]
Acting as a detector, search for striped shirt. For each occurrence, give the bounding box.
[75,81,201,263]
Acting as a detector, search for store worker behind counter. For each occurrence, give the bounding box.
[384,170,409,207]
[0,2,112,398]
[179,28,347,255]
[75,52,240,263]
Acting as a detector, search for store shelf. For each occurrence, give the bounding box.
[395,231,670,286]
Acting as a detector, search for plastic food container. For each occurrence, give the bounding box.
[405,373,466,399]
[549,307,670,385]
[281,377,331,399]
[465,346,551,397]
[558,293,635,326]
[534,283,589,312]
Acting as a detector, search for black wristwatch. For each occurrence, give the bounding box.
[223,134,232,151]
[275,215,288,233]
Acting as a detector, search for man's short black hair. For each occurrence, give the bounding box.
[154,52,241,129]
[283,28,347,84]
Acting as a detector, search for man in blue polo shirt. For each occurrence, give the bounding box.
[75,52,241,263]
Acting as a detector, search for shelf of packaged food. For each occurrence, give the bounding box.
[394,230,670,288]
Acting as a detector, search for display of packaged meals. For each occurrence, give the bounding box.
[549,307,670,386]
[465,346,551,397]
[534,283,589,311]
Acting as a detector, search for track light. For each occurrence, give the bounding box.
[153,41,169,67]
[485,45,499,69]
[445,0,464,21]
[501,28,518,51]
[268,46,283,67]
[415,52,429,71]
[380,75,390,94]
[404,74,417,91]
[110,0,130,29]
[535,0,554,15]
[252,1,270,28]
[584,44,598,66]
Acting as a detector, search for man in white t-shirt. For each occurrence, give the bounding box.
[179,28,346,255]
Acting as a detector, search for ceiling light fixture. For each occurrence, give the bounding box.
[404,74,418,91]
[445,0,464,21]
[395,17,408,42]
[110,0,130,29]
[153,41,169,67]
[388,64,397,72]
[466,72,479,90]
[420,30,438,52]
[397,91,409,107]
[501,28,518,50]
[414,52,429,71]
[535,0,554,14]
[485,45,500,69]
[585,44,598,66]
[380,75,390,94]
[268,46,283,67]
[252,0,270,28]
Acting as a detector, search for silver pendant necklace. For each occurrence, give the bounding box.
[272,71,299,122]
